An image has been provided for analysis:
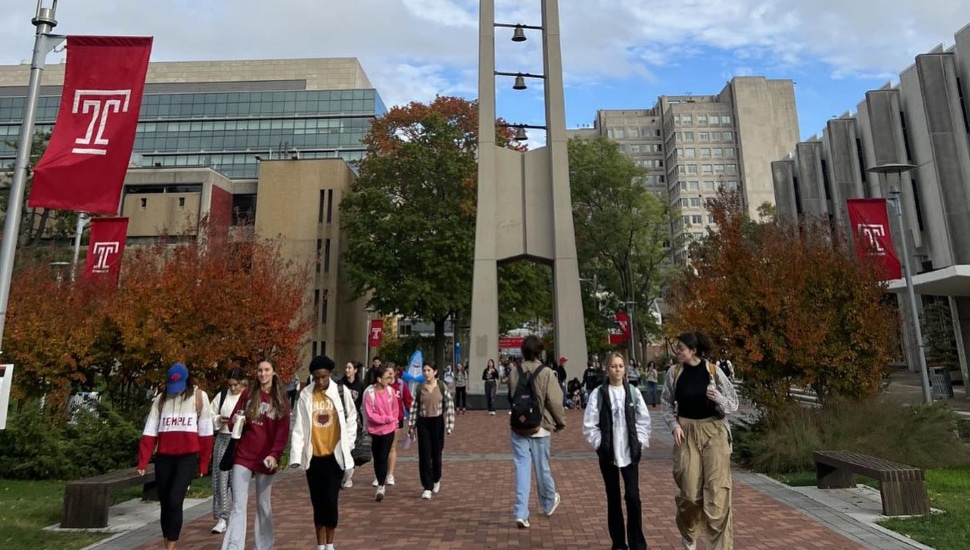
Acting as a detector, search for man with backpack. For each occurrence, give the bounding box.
[508,335,567,529]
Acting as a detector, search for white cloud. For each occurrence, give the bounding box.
[0,0,968,107]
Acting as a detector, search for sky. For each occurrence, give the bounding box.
[1,0,969,145]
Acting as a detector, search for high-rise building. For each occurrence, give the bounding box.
[0,58,387,371]
[771,22,970,385]
[571,77,800,263]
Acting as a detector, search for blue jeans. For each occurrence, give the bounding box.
[510,432,556,520]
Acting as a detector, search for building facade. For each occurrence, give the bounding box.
[572,77,800,263]
[0,58,386,372]
[771,23,970,387]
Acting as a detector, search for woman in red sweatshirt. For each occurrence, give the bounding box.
[137,363,214,550]
[221,360,290,550]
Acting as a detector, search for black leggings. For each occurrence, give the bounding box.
[306,454,343,528]
[155,453,198,542]
[417,416,445,490]
[484,380,496,412]
[371,432,395,485]
[455,387,467,409]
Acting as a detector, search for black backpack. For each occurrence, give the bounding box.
[510,364,546,436]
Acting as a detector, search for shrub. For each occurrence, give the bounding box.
[735,397,970,474]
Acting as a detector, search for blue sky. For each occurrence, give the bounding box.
[1,1,969,146]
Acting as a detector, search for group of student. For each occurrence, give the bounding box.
[137,328,739,550]
[137,354,456,550]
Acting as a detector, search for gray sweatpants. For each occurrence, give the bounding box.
[221,465,275,550]
[211,433,232,520]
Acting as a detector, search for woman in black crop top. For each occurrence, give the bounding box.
[660,331,739,550]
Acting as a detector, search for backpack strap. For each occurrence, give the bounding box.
[218,387,229,411]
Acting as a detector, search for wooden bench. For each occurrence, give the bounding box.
[813,450,929,516]
[61,465,158,528]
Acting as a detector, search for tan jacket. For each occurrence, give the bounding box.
[508,360,567,433]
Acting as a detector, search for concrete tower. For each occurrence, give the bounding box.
[470,0,588,393]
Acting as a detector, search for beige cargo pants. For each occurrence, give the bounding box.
[673,417,733,550]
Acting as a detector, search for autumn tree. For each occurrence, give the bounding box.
[340,96,527,369]
[666,189,898,410]
[4,226,313,411]
[568,136,671,357]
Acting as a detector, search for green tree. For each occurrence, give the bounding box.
[340,97,520,369]
[667,189,898,410]
[568,136,671,357]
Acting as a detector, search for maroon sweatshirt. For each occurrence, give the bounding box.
[229,389,290,475]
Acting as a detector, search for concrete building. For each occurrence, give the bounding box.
[0,58,386,371]
[770,22,970,388]
[572,77,800,263]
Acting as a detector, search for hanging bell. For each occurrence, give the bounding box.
[513,74,527,90]
[512,25,527,42]
[514,127,528,141]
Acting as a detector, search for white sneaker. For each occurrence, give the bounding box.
[341,478,353,489]
[432,481,440,494]
[682,535,696,550]
[488,411,496,416]
[387,475,396,486]
[544,492,561,516]
[516,518,530,529]
[375,486,385,501]
[210,518,227,534]
[421,489,432,499]
[372,478,379,487]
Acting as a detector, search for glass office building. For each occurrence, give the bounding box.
[0,87,385,179]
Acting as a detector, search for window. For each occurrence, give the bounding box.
[690,198,701,208]
[700,148,711,158]
[615,127,626,139]
[327,190,334,223]
[702,164,713,175]
[691,215,703,224]
[321,289,329,323]
[722,131,733,141]
[316,239,322,273]
[687,165,698,175]
[676,148,683,157]
[697,115,707,126]
[683,132,694,142]
[724,147,735,158]
[726,164,738,175]
[688,181,700,191]
[699,132,709,142]
[318,190,326,223]
[708,215,715,224]
[629,144,640,153]
[680,182,687,190]
[704,181,715,191]
[682,115,693,126]
[712,148,723,158]
[674,115,682,126]
[678,165,686,175]
[683,148,695,159]
[713,164,725,174]
[628,127,639,137]
[680,198,689,208]
[682,216,690,225]
[178,197,185,208]
[324,239,332,272]
[722,115,732,124]
[140,197,147,208]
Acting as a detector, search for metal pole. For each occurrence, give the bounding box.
[627,300,637,365]
[890,190,933,404]
[0,2,61,354]
[70,213,87,282]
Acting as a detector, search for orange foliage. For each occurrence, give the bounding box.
[666,191,898,410]
[4,229,312,408]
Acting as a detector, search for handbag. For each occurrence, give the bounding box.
[218,438,237,472]
[335,384,371,465]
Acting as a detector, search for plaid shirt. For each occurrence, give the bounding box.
[408,382,456,433]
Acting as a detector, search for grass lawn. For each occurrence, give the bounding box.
[0,476,213,550]
[878,467,970,550]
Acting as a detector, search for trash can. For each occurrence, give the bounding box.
[930,366,954,400]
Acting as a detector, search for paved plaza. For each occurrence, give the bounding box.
[90,407,932,549]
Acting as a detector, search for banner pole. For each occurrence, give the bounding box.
[70,212,88,282]
[0,2,62,354]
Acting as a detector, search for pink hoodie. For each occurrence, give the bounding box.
[364,385,399,436]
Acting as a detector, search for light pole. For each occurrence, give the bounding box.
[363,306,376,374]
[624,300,637,365]
[0,1,63,354]
[868,163,932,404]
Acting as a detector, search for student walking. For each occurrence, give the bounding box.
[290,355,358,550]
[222,360,290,550]
[408,364,456,500]
[482,359,499,415]
[644,361,659,408]
[508,336,567,529]
[137,363,214,550]
[363,364,399,501]
[378,365,413,488]
[454,363,469,414]
[583,353,651,550]
[661,332,739,550]
[209,367,245,534]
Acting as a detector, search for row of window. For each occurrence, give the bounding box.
[635,159,664,169]
[681,214,714,225]
[132,131,367,153]
[606,127,662,140]
[676,180,740,192]
[675,147,736,159]
[138,150,365,179]
[677,164,739,176]
[673,114,733,127]
[627,143,663,154]
[675,131,734,143]
[135,117,372,133]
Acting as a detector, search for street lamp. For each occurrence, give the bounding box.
[364,305,376,375]
[867,162,931,404]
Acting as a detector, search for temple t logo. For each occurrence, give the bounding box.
[72,89,132,155]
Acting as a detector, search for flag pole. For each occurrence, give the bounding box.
[0,1,64,353]
[70,212,88,282]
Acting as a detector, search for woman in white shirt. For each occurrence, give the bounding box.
[209,367,246,535]
[583,353,651,550]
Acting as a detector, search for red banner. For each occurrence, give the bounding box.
[83,217,128,281]
[846,199,901,280]
[608,333,626,346]
[499,336,525,349]
[29,36,153,215]
[368,319,384,347]
[614,311,631,342]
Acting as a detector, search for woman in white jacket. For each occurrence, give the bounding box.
[582,353,651,550]
[288,355,358,550]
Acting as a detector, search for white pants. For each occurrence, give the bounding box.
[221,465,274,550]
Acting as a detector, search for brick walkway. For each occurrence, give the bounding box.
[135,409,868,549]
